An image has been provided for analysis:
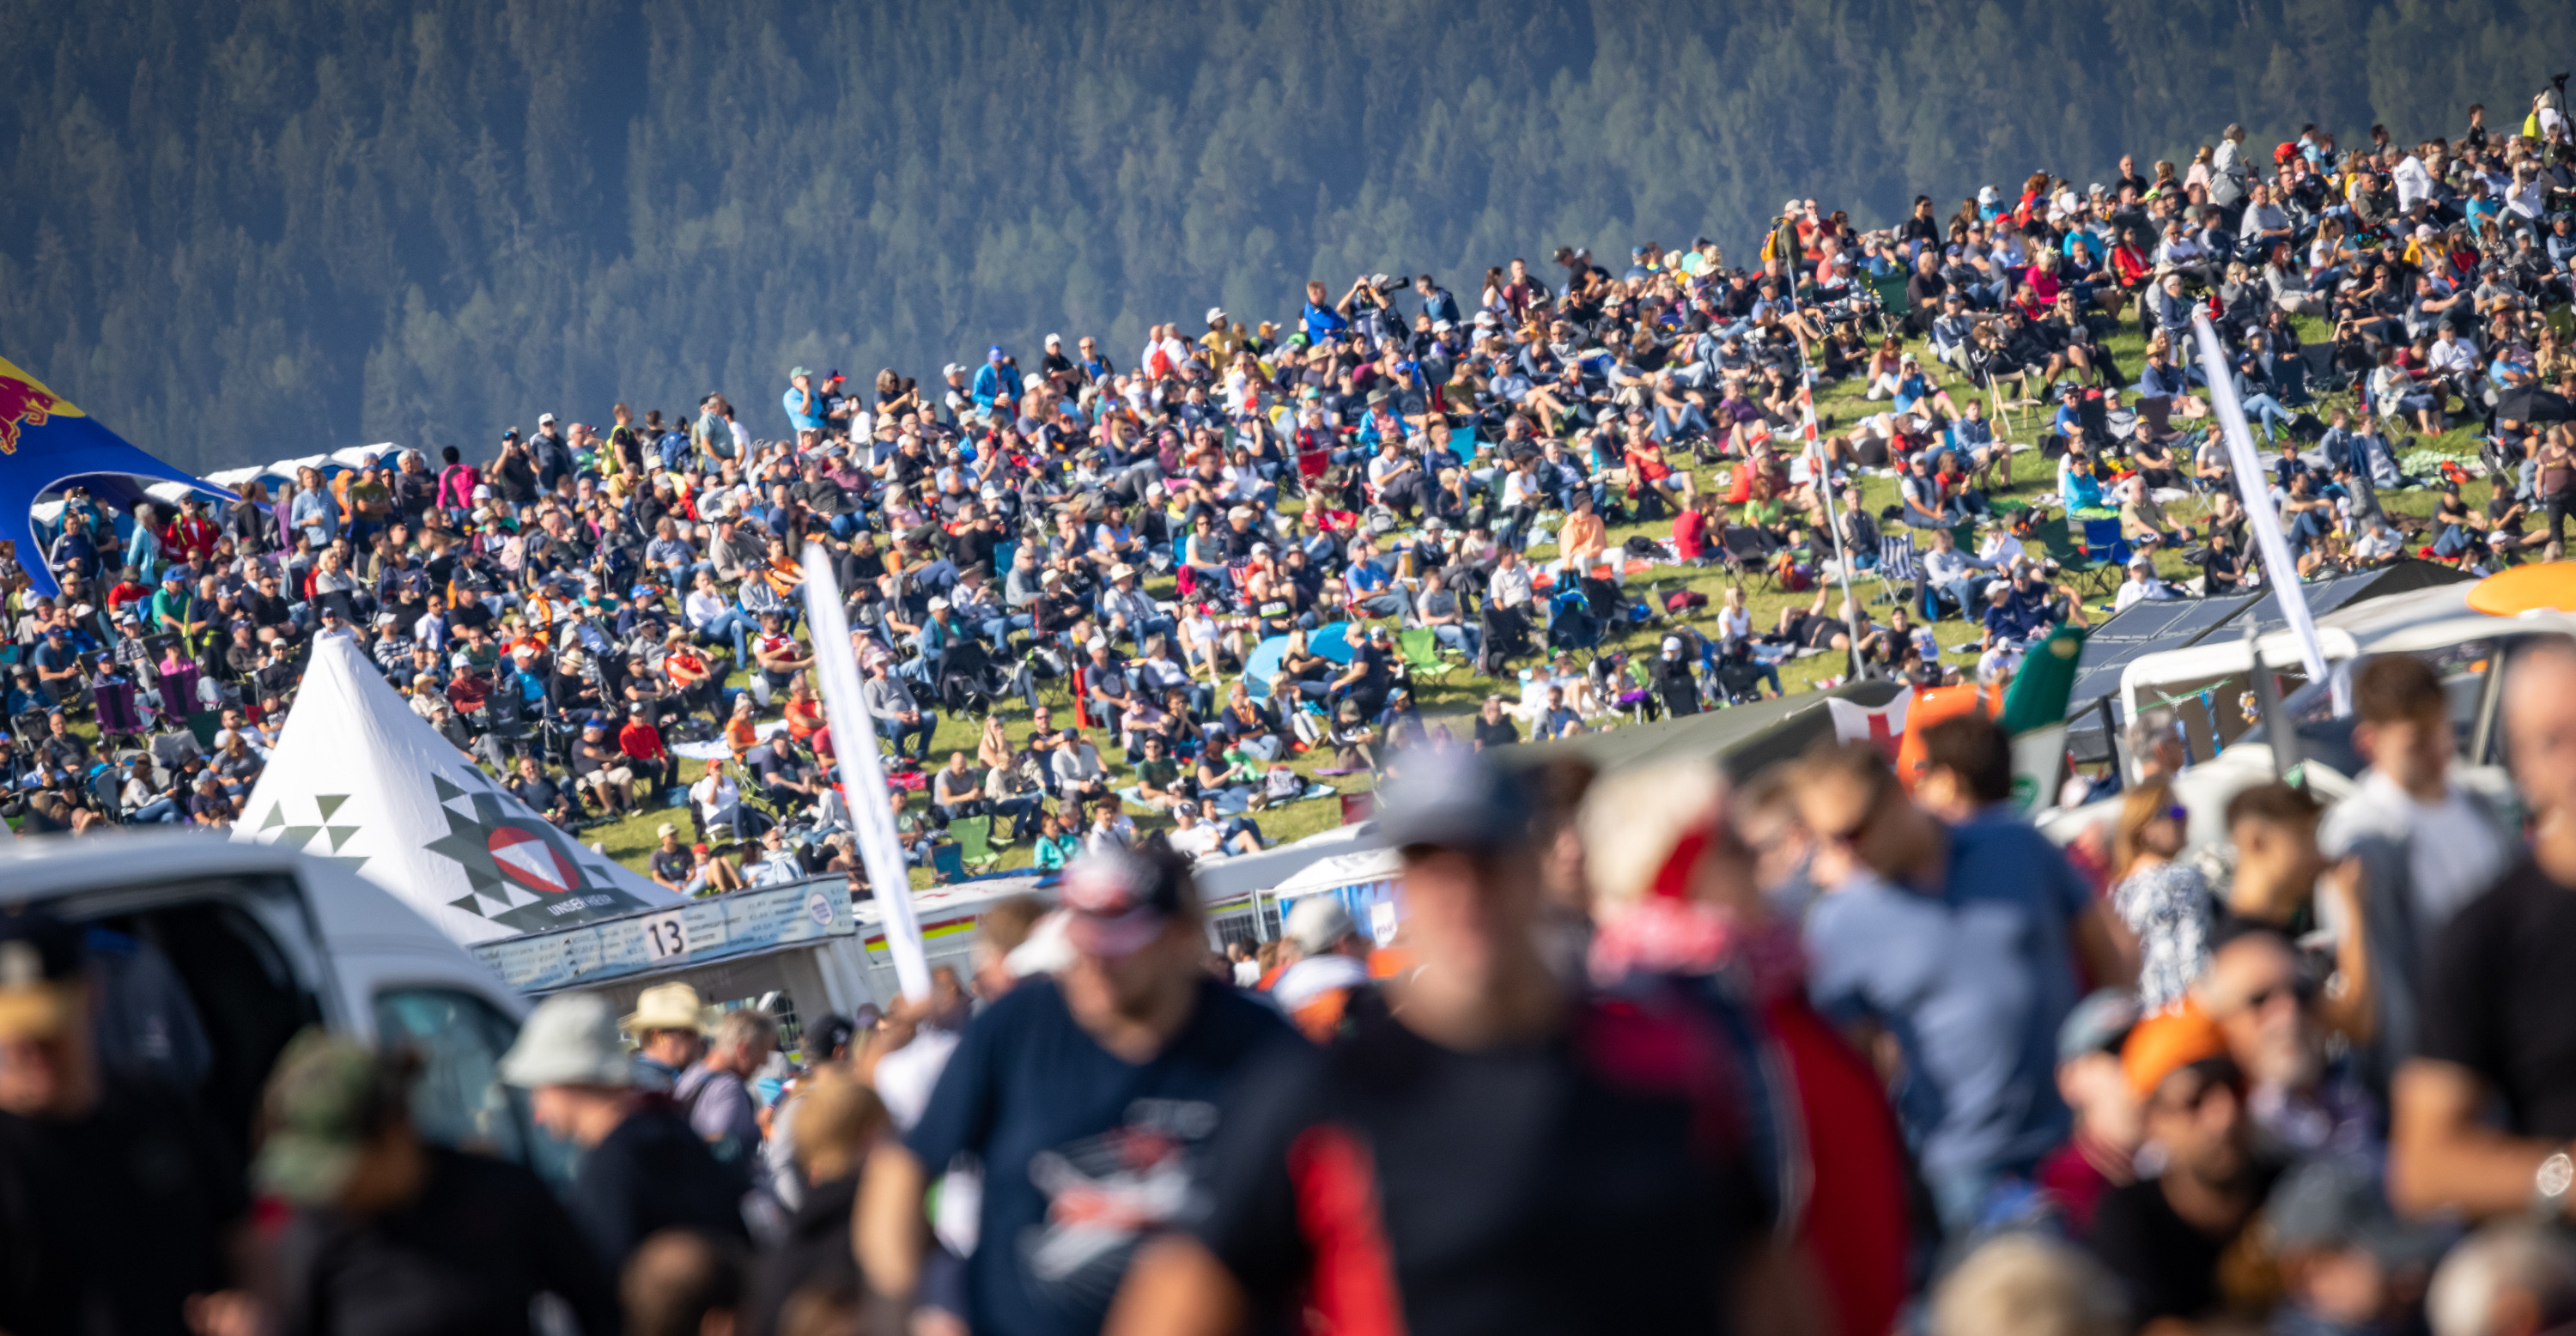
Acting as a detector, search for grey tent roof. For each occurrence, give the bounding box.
[1495,677,1905,779]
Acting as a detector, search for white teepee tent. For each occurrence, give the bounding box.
[234,635,680,944]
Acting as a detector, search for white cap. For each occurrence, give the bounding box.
[1206,307,1227,325]
[1046,332,1062,345]
[927,596,949,611]
[538,412,556,424]
[1285,896,1358,953]
[942,363,963,378]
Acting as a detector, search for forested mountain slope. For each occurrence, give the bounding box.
[2,0,2565,470]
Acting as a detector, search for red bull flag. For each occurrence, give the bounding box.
[0,353,232,598]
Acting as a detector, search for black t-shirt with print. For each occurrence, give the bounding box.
[1191,987,1767,1336]
[2420,856,2576,1138]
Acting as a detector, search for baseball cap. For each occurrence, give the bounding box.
[538,412,556,424]
[1045,332,1062,346]
[1060,847,1191,957]
[1206,307,1227,325]
[2057,988,2142,1062]
[253,1029,412,1205]
[655,823,677,838]
[1376,749,1531,854]
[2121,1000,2231,1097]
[942,362,963,378]
[0,909,85,1041]
[1285,896,1358,954]
[499,990,638,1089]
[926,595,950,611]
[788,366,812,380]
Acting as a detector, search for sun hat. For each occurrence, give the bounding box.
[498,991,637,1089]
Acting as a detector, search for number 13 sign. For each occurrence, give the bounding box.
[641,911,690,962]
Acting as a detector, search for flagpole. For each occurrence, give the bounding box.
[2185,312,2328,683]
[800,542,934,1002]
[1784,276,1863,682]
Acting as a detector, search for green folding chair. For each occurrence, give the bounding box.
[2038,519,2115,595]
[950,814,1003,872]
[1395,628,1461,686]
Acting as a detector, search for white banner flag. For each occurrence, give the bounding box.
[2188,312,2328,683]
[801,542,933,1001]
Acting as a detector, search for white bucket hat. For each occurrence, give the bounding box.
[499,991,636,1089]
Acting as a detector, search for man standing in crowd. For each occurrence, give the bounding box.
[2323,653,2515,1091]
[2394,640,2576,1220]
[1795,727,2128,1235]
[858,846,1297,1336]
[501,990,750,1272]
[1108,752,1792,1336]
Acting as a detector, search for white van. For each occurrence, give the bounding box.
[0,831,555,1177]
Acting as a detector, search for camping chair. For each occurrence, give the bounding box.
[1874,533,1924,612]
[1867,270,1911,340]
[1395,628,1461,687]
[948,814,1003,874]
[1720,525,1777,592]
[2081,516,2133,569]
[929,842,964,884]
[2041,519,2116,595]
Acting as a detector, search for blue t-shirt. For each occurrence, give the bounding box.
[782,386,825,433]
[905,976,1298,1336]
[1802,815,2090,1177]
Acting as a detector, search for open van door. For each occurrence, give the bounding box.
[0,833,549,1178]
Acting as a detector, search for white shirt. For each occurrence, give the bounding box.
[2319,768,2509,938]
[872,1026,961,1132]
[2428,337,2477,376]
[2112,574,2173,612]
[2392,155,2436,212]
[1168,822,1224,859]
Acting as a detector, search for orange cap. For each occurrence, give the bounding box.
[2122,1001,2231,1098]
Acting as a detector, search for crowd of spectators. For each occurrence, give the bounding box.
[7,88,2576,865]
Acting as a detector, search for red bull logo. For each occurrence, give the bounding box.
[0,355,88,456]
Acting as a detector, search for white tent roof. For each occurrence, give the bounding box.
[1267,847,1402,899]
[1192,819,1380,901]
[233,636,680,944]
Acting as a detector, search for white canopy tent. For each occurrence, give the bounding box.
[232,635,681,944]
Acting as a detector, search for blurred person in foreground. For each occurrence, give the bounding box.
[1577,758,1907,1336]
[1794,720,2130,1236]
[2265,1157,2444,1336]
[1264,895,1381,1042]
[257,1029,617,1334]
[747,1068,886,1336]
[623,1230,748,1336]
[2034,990,2145,1236]
[857,845,1297,1336]
[2426,1223,2576,1336]
[2194,925,2379,1163]
[1107,752,1818,1336]
[501,989,750,1272]
[0,908,248,1336]
[2324,653,2515,1096]
[2087,1004,2282,1330]
[2393,640,2576,1221]
[1931,1232,2127,1336]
